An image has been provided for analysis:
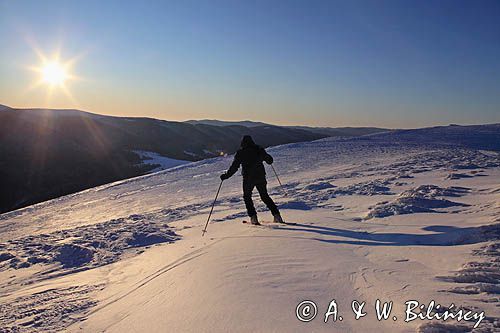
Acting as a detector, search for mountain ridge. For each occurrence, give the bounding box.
[0,104,326,214]
[185,118,390,136]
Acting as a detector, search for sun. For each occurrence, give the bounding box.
[30,52,77,89]
[41,61,67,86]
[27,48,83,103]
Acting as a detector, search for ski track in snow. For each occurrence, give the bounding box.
[0,133,499,332]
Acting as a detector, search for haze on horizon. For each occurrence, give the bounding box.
[1,0,499,128]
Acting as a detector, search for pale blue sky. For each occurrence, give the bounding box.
[1,0,499,127]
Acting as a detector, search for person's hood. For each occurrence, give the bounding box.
[241,135,256,148]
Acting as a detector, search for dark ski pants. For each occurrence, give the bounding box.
[243,179,280,217]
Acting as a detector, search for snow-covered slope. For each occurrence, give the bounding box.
[361,123,500,151]
[0,125,499,332]
[133,150,189,172]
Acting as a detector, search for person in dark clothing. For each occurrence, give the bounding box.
[220,135,284,225]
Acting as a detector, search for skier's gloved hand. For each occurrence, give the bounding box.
[220,173,229,181]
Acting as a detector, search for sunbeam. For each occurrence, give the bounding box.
[27,48,83,104]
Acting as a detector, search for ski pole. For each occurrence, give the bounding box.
[202,180,223,236]
[271,164,287,196]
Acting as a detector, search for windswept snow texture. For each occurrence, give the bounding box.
[0,284,104,331]
[0,214,179,274]
[0,124,499,332]
[366,185,470,219]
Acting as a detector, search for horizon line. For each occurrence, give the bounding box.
[2,102,499,130]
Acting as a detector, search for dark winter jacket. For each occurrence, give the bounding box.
[224,136,273,183]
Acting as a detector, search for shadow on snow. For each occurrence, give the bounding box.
[275,222,499,247]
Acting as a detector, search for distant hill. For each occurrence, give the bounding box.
[186,119,389,137]
[287,126,389,137]
[185,119,269,127]
[362,123,500,151]
[0,104,326,214]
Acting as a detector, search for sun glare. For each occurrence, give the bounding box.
[42,61,67,86]
[27,48,83,104]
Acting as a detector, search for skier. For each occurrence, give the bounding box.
[220,135,284,225]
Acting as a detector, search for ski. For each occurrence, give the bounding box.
[242,220,296,226]
[241,220,277,229]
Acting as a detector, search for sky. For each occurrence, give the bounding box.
[1,0,499,128]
